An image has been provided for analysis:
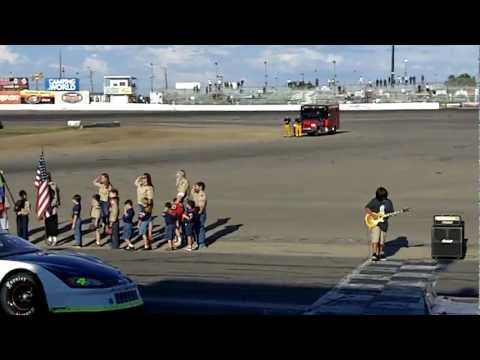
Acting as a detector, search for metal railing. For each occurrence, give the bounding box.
[157,84,478,105]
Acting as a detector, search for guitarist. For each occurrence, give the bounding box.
[365,187,394,261]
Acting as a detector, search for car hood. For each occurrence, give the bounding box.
[6,251,129,286]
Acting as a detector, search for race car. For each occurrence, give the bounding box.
[0,230,143,317]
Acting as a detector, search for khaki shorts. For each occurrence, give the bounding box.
[370,226,386,245]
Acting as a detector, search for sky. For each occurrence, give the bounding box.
[0,45,478,94]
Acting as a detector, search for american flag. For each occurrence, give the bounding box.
[34,151,51,219]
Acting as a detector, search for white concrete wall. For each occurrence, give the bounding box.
[0,102,440,112]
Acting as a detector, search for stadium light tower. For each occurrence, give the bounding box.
[332,60,337,95]
[150,63,154,92]
[59,48,62,78]
[88,67,94,93]
[264,60,268,92]
[391,45,395,87]
[163,67,168,90]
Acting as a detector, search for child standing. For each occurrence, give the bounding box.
[72,194,82,247]
[182,200,197,251]
[162,202,177,251]
[138,198,153,250]
[122,200,135,250]
[172,197,184,248]
[15,190,30,240]
[108,189,120,249]
[90,194,102,246]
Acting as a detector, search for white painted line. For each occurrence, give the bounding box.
[371,261,404,266]
[400,265,439,271]
[305,259,373,313]
[392,272,435,280]
[338,283,385,291]
[350,274,392,281]
[386,280,429,289]
[143,295,307,313]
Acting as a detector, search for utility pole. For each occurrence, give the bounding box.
[332,60,337,95]
[264,60,268,92]
[88,67,94,93]
[163,67,168,90]
[59,48,62,78]
[150,63,154,93]
[391,45,395,87]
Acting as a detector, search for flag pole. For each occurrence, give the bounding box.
[0,172,16,206]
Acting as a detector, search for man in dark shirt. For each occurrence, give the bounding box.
[365,187,394,261]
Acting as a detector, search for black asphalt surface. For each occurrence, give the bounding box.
[51,248,362,315]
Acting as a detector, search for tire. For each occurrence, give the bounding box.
[0,272,47,318]
[331,126,337,135]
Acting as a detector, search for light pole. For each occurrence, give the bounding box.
[163,67,168,91]
[332,60,337,95]
[403,59,408,84]
[264,60,268,92]
[59,48,62,78]
[214,61,219,95]
[88,67,94,93]
[150,63,154,93]
[391,45,395,87]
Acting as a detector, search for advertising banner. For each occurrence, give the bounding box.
[0,91,22,104]
[45,78,80,91]
[20,90,55,104]
[104,86,133,95]
[54,91,90,105]
[0,77,29,91]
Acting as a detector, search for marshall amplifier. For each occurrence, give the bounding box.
[431,215,465,259]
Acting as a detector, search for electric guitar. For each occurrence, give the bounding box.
[364,208,410,230]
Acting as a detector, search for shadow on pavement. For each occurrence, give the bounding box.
[137,278,328,315]
[206,224,243,247]
[383,236,411,257]
[205,218,231,232]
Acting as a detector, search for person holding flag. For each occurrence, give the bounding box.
[34,151,61,246]
[0,170,10,231]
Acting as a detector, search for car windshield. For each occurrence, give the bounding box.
[301,107,327,119]
[0,232,40,257]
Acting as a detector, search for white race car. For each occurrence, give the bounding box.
[0,230,143,318]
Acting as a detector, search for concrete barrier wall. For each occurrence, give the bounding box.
[0,102,440,112]
[339,102,440,111]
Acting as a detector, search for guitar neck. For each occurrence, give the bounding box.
[383,210,403,218]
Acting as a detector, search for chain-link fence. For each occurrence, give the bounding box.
[159,83,478,106]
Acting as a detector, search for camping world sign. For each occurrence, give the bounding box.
[45,78,80,91]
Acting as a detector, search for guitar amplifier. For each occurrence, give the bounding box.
[431,215,465,259]
[433,215,463,226]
